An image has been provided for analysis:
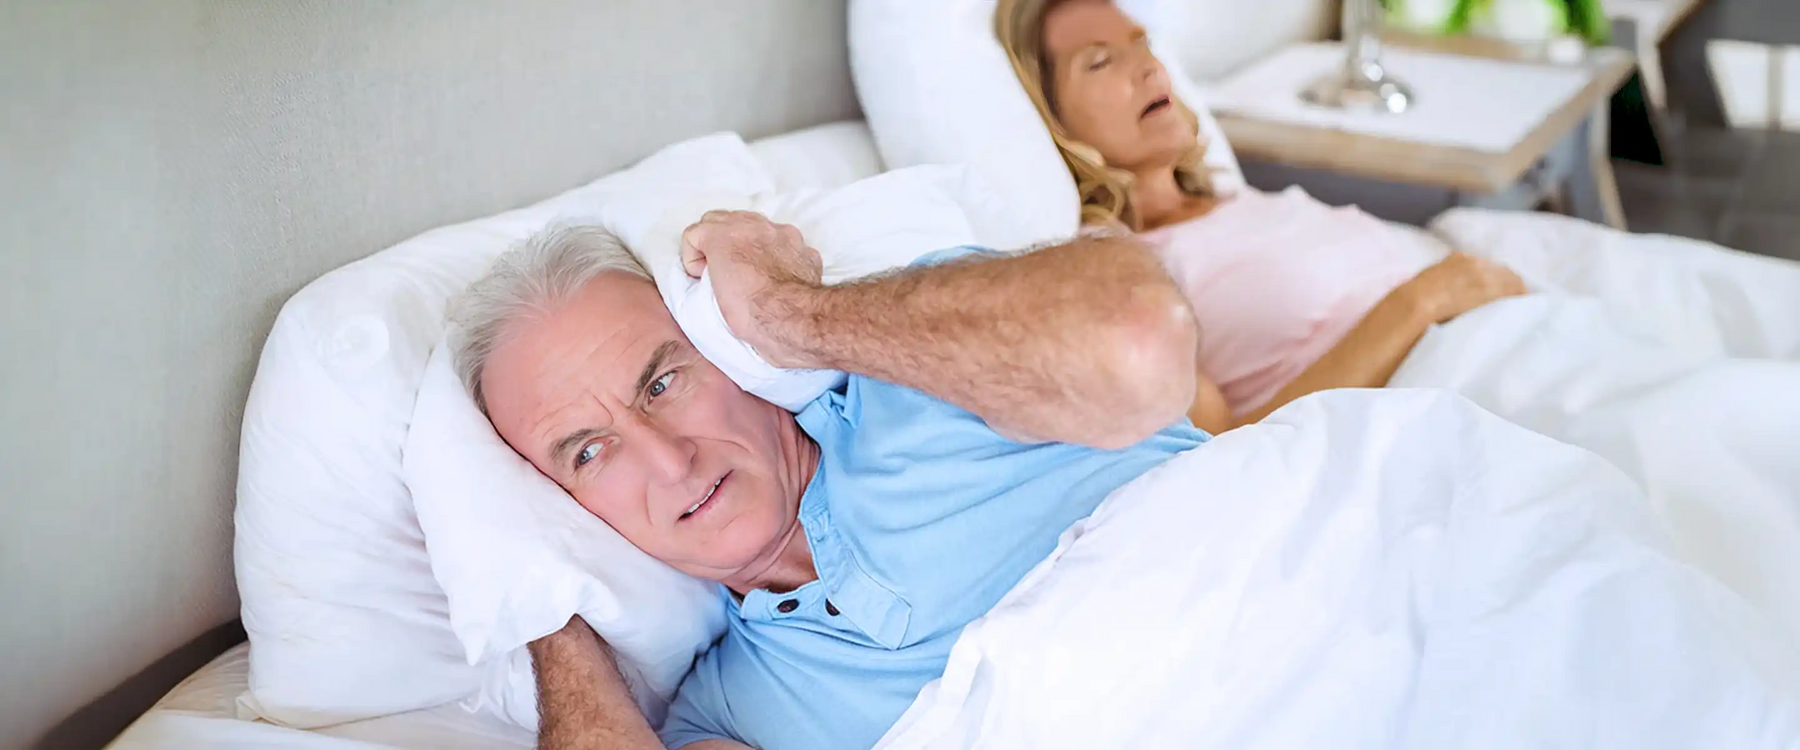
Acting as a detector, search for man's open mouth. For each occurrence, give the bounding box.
[1141,96,1172,119]
[681,474,726,520]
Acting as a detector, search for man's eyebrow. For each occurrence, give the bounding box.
[632,340,682,398]
[545,340,682,469]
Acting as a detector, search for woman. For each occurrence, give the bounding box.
[991,0,1800,652]
[996,0,1531,434]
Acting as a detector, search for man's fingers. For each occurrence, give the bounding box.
[697,209,742,225]
[681,209,788,279]
[680,223,710,279]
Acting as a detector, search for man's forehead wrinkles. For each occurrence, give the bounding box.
[521,332,676,461]
[527,394,612,452]
[522,339,628,456]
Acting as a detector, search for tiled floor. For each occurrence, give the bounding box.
[1613,126,1800,261]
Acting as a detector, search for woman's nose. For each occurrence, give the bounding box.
[1138,52,1165,84]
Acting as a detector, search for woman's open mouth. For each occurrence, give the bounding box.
[1141,96,1173,120]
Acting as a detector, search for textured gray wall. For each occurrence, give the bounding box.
[0,1,855,744]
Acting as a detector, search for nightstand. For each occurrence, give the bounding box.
[1207,38,1636,229]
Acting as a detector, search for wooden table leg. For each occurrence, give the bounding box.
[1563,104,1630,230]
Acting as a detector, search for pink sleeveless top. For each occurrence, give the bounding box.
[1140,187,1443,416]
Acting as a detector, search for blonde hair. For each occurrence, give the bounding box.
[995,0,1213,230]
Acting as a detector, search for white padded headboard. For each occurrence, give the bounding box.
[0,1,856,745]
[1123,0,1340,81]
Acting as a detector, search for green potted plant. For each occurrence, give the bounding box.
[1387,0,1611,45]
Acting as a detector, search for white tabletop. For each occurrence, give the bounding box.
[1208,42,1593,154]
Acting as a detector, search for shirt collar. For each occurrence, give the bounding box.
[733,467,912,649]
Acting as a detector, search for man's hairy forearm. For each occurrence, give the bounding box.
[529,618,664,750]
[767,235,1198,448]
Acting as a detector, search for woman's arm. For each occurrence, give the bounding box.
[1186,373,1234,435]
[1228,289,1435,427]
[1205,252,1526,430]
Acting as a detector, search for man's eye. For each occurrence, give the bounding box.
[648,371,675,399]
[575,442,602,468]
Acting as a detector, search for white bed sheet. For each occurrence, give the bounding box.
[108,644,534,749]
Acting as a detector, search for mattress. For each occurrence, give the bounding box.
[107,643,534,749]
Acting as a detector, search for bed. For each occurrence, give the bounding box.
[111,125,1800,750]
[108,644,533,750]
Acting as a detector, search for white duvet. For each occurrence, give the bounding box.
[1403,209,1800,637]
[878,213,1800,749]
[879,389,1800,749]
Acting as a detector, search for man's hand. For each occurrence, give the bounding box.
[680,210,824,368]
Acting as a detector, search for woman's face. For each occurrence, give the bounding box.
[1042,0,1192,173]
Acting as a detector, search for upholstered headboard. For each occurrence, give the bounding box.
[1124,0,1339,80]
[0,1,854,746]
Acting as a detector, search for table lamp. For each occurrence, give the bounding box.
[1302,0,1415,113]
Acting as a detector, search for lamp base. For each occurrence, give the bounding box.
[1300,65,1415,114]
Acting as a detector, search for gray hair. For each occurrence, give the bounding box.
[447,224,651,415]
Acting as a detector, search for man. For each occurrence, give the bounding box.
[448,212,1207,749]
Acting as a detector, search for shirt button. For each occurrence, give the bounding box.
[825,600,840,617]
[776,599,799,614]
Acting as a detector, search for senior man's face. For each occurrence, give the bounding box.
[481,271,811,582]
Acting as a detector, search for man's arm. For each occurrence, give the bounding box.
[682,213,1198,449]
[530,617,673,750]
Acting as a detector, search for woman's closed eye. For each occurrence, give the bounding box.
[1086,51,1111,71]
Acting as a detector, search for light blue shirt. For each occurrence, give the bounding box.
[658,249,1209,750]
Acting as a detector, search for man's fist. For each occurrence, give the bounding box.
[680,210,824,368]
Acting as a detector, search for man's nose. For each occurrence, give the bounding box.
[633,419,698,483]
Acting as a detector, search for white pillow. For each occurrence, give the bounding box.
[407,344,724,732]
[848,0,1244,243]
[749,120,887,191]
[233,131,774,728]
[402,165,986,731]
